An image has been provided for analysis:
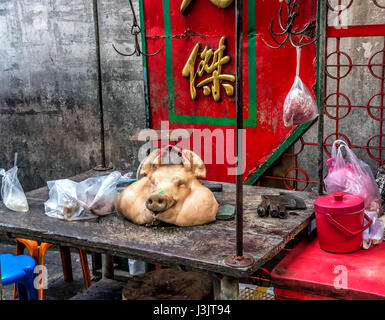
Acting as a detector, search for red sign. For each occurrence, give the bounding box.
[140,0,318,183]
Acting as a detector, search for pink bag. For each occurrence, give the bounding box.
[324,140,381,213]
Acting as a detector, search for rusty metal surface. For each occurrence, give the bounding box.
[0,170,314,278]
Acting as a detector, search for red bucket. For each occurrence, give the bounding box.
[314,192,372,253]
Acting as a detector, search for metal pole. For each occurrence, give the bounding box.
[235,0,244,257]
[317,0,327,194]
[92,0,107,169]
[224,0,254,269]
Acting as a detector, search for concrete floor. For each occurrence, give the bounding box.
[0,239,96,300]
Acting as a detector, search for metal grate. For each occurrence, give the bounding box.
[262,1,385,192]
[239,284,275,300]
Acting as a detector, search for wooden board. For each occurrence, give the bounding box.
[0,170,315,278]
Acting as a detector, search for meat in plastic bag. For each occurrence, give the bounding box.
[44,171,122,221]
[77,172,122,216]
[283,47,318,127]
[324,140,381,213]
[0,165,29,212]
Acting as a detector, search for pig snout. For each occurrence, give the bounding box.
[146,194,168,213]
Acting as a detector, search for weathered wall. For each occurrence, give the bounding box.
[97,0,146,174]
[0,0,146,191]
[0,0,101,191]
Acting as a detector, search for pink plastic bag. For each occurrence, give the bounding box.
[324,140,381,213]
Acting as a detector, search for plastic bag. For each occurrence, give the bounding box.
[0,166,29,212]
[324,140,381,213]
[362,211,384,249]
[44,171,122,221]
[283,47,318,127]
[375,164,385,212]
[77,172,122,216]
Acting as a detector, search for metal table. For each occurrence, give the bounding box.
[0,170,316,299]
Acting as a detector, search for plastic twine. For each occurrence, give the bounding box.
[296,46,301,77]
[14,152,18,167]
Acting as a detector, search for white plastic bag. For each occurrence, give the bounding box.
[77,172,122,216]
[44,171,122,221]
[0,153,29,212]
[283,47,318,127]
[363,211,384,249]
[0,166,29,212]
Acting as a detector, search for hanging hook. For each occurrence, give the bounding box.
[263,0,317,49]
[113,0,161,57]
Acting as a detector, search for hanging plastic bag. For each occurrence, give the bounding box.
[324,140,381,213]
[0,153,29,212]
[283,47,319,127]
[44,171,122,221]
[362,210,384,249]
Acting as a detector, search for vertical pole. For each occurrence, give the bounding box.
[221,276,239,300]
[317,0,327,194]
[138,0,151,129]
[92,0,107,168]
[102,254,114,280]
[225,0,254,270]
[235,0,244,257]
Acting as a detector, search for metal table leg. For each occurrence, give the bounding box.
[102,254,114,279]
[220,276,239,300]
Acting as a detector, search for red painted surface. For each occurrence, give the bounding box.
[271,235,385,300]
[274,288,337,300]
[142,0,317,182]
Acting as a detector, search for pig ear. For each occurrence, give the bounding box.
[140,149,161,175]
[181,150,206,178]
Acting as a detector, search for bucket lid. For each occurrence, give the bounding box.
[314,192,364,215]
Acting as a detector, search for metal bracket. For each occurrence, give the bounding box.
[224,253,255,268]
[93,164,114,171]
[263,0,317,49]
[113,0,161,57]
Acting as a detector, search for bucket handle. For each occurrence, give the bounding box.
[325,213,373,239]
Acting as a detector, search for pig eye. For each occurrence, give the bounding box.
[177,181,185,187]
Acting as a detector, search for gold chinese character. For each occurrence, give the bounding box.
[182,37,235,102]
[181,0,234,14]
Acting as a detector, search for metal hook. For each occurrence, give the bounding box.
[263,0,317,49]
[113,0,161,57]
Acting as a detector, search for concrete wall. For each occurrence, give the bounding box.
[97,0,146,174]
[0,0,146,191]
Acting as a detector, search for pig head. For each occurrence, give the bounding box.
[117,149,218,226]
